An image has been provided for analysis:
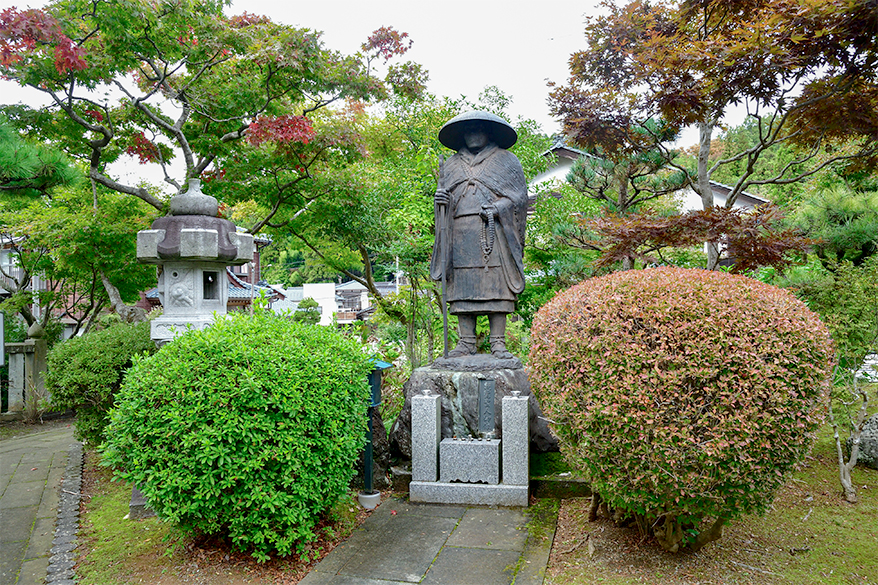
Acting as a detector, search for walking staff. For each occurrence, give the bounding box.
[437,154,450,358]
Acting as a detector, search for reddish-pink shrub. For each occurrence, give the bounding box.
[529,267,834,551]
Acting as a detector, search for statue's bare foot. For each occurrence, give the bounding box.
[448,341,476,357]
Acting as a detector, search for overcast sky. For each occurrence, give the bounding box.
[0,0,604,133]
[1,0,713,188]
[223,0,605,135]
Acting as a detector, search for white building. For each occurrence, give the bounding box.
[270,280,399,326]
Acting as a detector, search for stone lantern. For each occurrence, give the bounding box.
[136,179,253,345]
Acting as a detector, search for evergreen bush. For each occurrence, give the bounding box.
[529,267,835,552]
[102,311,372,561]
[46,321,156,445]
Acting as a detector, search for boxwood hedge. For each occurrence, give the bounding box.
[102,311,372,560]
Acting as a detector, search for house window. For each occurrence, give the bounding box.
[203,271,219,300]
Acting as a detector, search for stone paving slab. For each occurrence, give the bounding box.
[0,423,77,585]
[420,546,520,585]
[445,508,528,550]
[0,507,37,543]
[15,557,48,585]
[0,541,27,585]
[300,574,413,585]
[303,497,555,585]
[315,513,458,582]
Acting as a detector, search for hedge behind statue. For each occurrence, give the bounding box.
[102,311,372,560]
[529,267,834,552]
[46,321,157,445]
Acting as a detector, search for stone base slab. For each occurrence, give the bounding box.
[439,438,500,484]
[409,481,528,507]
[150,316,214,344]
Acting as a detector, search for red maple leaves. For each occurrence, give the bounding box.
[227,12,270,29]
[83,108,104,122]
[247,115,315,146]
[0,7,87,75]
[125,131,161,164]
[53,42,87,75]
[362,26,412,63]
[583,204,811,273]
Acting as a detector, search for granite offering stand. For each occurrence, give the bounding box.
[409,388,530,506]
[389,359,558,459]
[136,179,253,345]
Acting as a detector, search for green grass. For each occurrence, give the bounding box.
[76,465,185,584]
[545,417,878,585]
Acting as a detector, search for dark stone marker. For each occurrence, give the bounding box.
[478,378,496,435]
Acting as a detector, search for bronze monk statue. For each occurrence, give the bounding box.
[431,110,527,360]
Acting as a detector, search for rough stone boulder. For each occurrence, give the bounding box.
[389,360,558,459]
[848,413,878,470]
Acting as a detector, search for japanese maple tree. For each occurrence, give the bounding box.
[0,0,385,211]
[549,0,878,268]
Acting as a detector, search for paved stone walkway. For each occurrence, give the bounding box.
[301,497,555,585]
[0,424,76,585]
[0,423,557,585]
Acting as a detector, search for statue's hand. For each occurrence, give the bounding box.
[480,203,498,220]
[435,189,450,207]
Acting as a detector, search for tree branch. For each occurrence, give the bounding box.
[89,168,164,211]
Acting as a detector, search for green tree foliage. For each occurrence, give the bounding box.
[45,321,157,445]
[292,297,321,326]
[0,1,386,211]
[790,186,878,268]
[0,182,156,333]
[529,267,835,552]
[777,257,878,374]
[102,311,372,561]
[521,183,605,324]
[690,118,878,209]
[260,239,350,287]
[0,117,79,200]
[767,256,878,503]
[558,121,689,270]
[566,121,686,218]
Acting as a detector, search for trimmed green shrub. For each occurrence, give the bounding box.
[292,297,321,326]
[102,311,372,561]
[529,267,834,552]
[46,321,156,445]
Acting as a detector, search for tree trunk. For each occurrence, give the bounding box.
[830,381,870,504]
[405,281,420,368]
[691,517,725,552]
[653,515,685,553]
[588,493,603,522]
[696,120,720,270]
[100,272,147,323]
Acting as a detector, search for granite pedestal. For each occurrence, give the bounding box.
[409,392,529,507]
